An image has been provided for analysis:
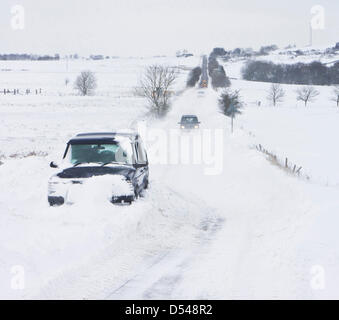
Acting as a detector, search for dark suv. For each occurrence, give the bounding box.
[48,132,149,205]
[178,115,200,129]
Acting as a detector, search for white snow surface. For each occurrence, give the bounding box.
[1,53,339,299]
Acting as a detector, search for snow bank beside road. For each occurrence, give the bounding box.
[0,155,210,299]
[220,56,339,186]
[238,104,339,186]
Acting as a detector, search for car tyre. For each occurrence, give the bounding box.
[144,178,149,189]
[48,196,64,206]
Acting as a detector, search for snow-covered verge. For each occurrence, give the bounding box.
[238,102,339,185]
[214,52,339,299]
[219,53,339,186]
[232,89,339,299]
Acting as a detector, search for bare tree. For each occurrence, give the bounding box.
[267,83,285,106]
[136,65,177,117]
[331,86,339,107]
[296,86,319,107]
[219,89,243,133]
[74,70,97,96]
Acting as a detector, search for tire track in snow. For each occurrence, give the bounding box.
[35,181,222,299]
[106,211,224,300]
[105,88,227,299]
[106,186,224,299]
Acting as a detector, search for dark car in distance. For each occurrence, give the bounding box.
[179,115,200,130]
[48,132,149,206]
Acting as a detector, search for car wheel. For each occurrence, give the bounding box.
[143,178,149,189]
[134,187,139,199]
[48,196,64,206]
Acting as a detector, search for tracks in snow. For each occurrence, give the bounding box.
[35,181,223,299]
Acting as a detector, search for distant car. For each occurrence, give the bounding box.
[48,132,149,206]
[200,79,208,88]
[178,115,200,129]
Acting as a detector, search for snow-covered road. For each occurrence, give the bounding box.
[101,88,317,299]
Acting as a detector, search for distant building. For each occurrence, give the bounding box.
[176,50,193,58]
[90,55,104,60]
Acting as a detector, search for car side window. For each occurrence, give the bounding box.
[135,141,147,164]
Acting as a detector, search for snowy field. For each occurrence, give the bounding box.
[221,49,339,186]
[1,52,339,299]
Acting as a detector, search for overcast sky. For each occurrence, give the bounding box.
[1,0,338,56]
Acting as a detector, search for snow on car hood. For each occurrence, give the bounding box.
[57,165,135,179]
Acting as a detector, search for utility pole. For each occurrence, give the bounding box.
[309,22,313,47]
[231,114,234,134]
[229,103,235,134]
[66,55,69,72]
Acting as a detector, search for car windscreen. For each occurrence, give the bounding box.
[182,116,198,123]
[68,142,133,165]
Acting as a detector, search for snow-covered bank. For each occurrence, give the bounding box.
[219,56,339,186]
[238,104,339,185]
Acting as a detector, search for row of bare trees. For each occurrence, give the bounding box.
[218,83,339,135]
[267,84,339,107]
[73,66,178,118]
[72,69,339,112]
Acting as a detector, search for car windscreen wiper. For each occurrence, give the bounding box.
[101,161,125,167]
[73,162,88,167]
[72,162,125,167]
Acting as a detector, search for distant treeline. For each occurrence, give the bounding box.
[211,45,279,59]
[212,43,339,60]
[187,66,202,87]
[0,54,60,61]
[242,60,339,85]
[208,53,231,89]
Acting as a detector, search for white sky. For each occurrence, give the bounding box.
[0,0,338,56]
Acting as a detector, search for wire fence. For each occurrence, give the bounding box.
[0,88,42,95]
